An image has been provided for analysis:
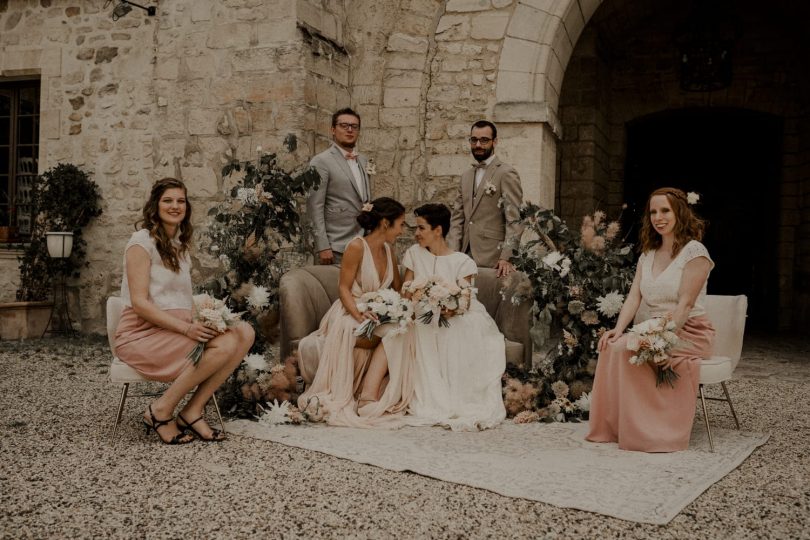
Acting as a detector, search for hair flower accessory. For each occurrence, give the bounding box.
[686,191,700,205]
[362,202,374,212]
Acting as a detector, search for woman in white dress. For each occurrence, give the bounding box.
[297,197,413,427]
[400,203,506,430]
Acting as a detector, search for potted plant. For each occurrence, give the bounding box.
[1,163,102,337]
[0,205,17,242]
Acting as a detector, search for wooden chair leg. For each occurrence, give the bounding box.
[111,383,129,442]
[720,381,741,429]
[211,393,226,435]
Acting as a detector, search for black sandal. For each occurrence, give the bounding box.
[142,404,193,445]
[177,413,226,442]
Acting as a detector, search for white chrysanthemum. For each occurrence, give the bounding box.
[236,187,259,205]
[243,353,268,372]
[542,251,564,269]
[575,392,591,412]
[258,400,292,426]
[596,291,624,318]
[687,191,700,205]
[247,284,270,310]
[559,257,572,277]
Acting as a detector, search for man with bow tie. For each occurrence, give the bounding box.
[307,107,372,265]
[447,120,524,277]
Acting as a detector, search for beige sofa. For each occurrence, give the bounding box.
[279,265,532,380]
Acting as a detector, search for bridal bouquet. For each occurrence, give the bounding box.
[626,316,681,388]
[403,276,473,328]
[354,289,414,341]
[186,293,244,365]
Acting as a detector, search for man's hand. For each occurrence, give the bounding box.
[318,249,334,265]
[494,259,514,277]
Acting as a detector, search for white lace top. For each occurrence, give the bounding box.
[120,228,193,311]
[635,240,714,323]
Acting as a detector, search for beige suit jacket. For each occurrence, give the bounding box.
[446,156,524,268]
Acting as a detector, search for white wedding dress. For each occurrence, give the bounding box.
[402,245,507,431]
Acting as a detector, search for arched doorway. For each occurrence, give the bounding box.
[623,108,782,331]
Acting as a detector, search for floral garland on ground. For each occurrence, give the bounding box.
[200,147,320,417]
[501,203,636,422]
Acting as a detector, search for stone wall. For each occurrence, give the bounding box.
[0,0,319,334]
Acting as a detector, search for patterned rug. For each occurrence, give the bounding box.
[225,419,768,524]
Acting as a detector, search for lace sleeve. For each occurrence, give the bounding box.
[679,241,714,270]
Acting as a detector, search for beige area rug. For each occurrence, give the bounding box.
[226,419,768,525]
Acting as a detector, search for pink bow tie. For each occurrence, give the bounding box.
[345,153,358,160]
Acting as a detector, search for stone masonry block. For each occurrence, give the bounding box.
[296,0,322,30]
[188,109,216,135]
[495,71,533,102]
[232,47,280,72]
[381,107,419,127]
[499,38,539,73]
[470,12,510,40]
[387,33,429,54]
[206,24,251,49]
[258,19,298,44]
[181,165,219,197]
[427,154,471,177]
[562,0,586,45]
[508,3,554,42]
[446,0,491,12]
[191,0,213,22]
[41,109,61,140]
[383,70,424,89]
[383,87,421,108]
[435,15,470,41]
[386,53,428,71]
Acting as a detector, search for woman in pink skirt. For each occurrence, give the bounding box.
[586,187,715,452]
[115,178,254,444]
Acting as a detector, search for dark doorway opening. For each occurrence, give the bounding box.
[623,107,782,332]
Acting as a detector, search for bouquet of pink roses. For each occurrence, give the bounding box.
[626,316,681,388]
[186,293,243,365]
[402,276,473,328]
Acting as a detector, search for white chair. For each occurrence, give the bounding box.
[698,294,747,452]
[106,296,225,442]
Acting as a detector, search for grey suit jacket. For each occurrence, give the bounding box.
[446,156,524,268]
[307,144,372,254]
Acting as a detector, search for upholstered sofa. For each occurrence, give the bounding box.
[279,265,532,382]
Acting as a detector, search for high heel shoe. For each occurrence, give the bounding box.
[177,413,226,442]
[142,404,193,445]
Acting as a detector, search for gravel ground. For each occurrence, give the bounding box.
[1,335,808,539]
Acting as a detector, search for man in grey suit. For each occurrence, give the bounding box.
[447,120,524,277]
[307,108,372,265]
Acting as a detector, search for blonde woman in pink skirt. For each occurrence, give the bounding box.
[586,187,715,452]
[114,178,255,444]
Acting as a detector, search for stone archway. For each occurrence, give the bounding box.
[555,0,810,331]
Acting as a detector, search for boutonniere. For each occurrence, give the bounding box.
[364,158,376,176]
[484,181,497,196]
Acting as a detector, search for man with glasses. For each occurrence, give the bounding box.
[447,120,524,277]
[307,107,372,265]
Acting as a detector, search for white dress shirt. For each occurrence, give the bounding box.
[474,154,496,193]
[336,144,366,200]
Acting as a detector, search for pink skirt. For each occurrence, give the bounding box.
[114,307,196,382]
[586,316,715,452]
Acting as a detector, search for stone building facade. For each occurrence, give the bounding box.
[0,0,808,334]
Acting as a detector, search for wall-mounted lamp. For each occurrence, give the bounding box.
[105,0,157,21]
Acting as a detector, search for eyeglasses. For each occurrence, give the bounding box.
[469,137,493,145]
[336,122,361,131]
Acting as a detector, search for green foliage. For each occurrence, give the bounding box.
[201,151,320,356]
[16,163,102,301]
[505,204,636,384]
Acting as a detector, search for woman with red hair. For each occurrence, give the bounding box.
[586,187,715,452]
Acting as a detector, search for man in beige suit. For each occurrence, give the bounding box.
[447,120,524,277]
